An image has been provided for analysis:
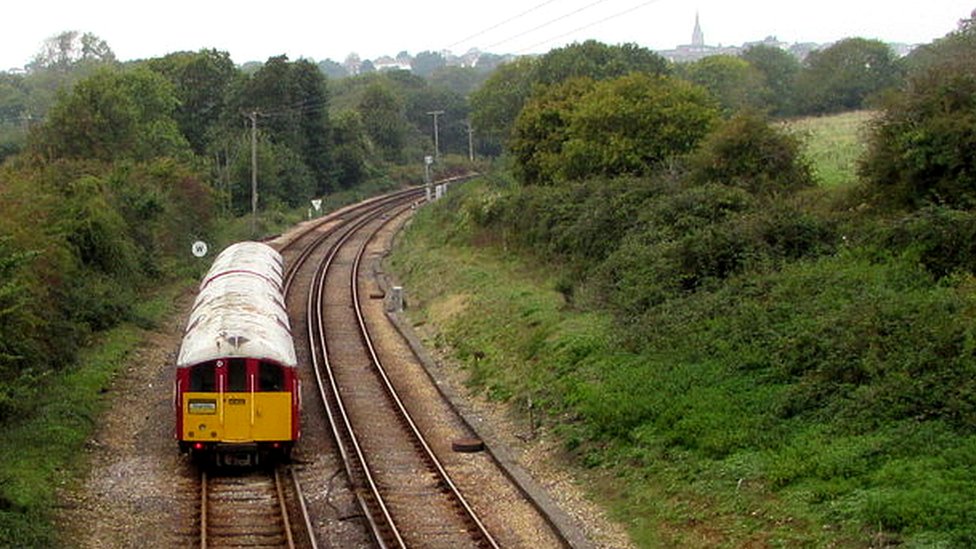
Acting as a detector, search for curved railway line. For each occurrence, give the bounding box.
[188,180,581,548]
[307,198,498,548]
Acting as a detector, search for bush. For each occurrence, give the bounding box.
[689,111,815,195]
[861,20,976,208]
[884,205,976,278]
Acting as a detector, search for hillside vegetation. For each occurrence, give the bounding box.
[390,16,976,548]
[2,11,975,546]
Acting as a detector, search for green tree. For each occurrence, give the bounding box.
[0,74,30,160]
[682,55,766,114]
[318,58,348,79]
[861,17,976,208]
[358,81,407,162]
[412,50,447,78]
[331,110,372,188]
[510,78,596,185]
[534,40,670,85]
[470,41,670,152]
[559,74,718,181]
[406,85,469,157]
[28,31,116,72]
[512,74,718,184]
[227,56,333,191]
[795,37,900,114]
[740,44,801,115]
[148,49,238,155]
[34,67,189,162]
[469,56,537,148]
[428,66,489,98]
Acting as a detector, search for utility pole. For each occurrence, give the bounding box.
[247,110,259,236]
[426,110,444,162]
[464,121,474,162]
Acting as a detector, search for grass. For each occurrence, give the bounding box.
[0,283,189,546]
[781,110,875,188]
[391,207,833,546]
[390,179,976,547]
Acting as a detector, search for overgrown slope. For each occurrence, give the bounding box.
[390,175,976,546]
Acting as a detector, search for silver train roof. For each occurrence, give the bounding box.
[177,242,296,369]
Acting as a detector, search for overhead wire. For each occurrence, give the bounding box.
[516,0,665,53]
[444,0,562,50]
[486,0,615,50]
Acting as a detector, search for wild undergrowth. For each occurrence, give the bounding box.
[390,177,976,547]
[0,285,187,546]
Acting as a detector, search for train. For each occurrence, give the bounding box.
[174,241,300,466]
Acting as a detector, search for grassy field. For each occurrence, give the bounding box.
[781,110,876,188]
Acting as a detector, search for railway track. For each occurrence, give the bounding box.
[306,198,500,548]
[200,466,316,548]
[184,179,576,547]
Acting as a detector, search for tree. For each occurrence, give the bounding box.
[795,38,900,114]
[412,50,447,78]
[406,85,469,156]
[343,52,362,76]
[861,16,976,208]
[428,66,488,97]
[318,58,348,79]
[148,49,238,155]
[510,78,596,185]
[469,57,538,148]
[470,41,670,152]
[559,74,718,181]
[227,56,333,191]
[682,55,766,114]
[358,82,407,162]
[331,110,372,188]
[29,31,116,72]
[34,67,189,162]
[533,40,670,85]
[512,74,719,184]
[740,44,801,115]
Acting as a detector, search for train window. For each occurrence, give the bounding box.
[228,358,247,391]
[259,361,284,392]
[189,362,216,392]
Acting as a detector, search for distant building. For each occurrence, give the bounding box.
[373,55,411,72]
[692,12,705,48]
[659,13,740,62]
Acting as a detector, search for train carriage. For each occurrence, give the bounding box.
[175,242,300,466]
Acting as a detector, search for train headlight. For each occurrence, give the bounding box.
[188,399,216,414]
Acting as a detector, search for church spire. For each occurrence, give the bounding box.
[692,12,704,48]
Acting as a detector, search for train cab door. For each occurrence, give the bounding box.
[220,358,252,442]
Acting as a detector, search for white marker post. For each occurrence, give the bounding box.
[424,156,433,202]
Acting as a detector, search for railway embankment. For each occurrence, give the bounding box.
[388,176,976,547]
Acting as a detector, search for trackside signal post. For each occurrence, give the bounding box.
[424,155,433,201]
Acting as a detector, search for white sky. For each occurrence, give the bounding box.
[2,0,973,70]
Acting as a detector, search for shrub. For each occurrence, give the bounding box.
[861,20,976,208]
[884,205,976,278]
[689,111,815,195]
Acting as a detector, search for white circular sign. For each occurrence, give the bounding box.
[191,241,208,258]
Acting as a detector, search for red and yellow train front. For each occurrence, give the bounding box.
[176,357,299,462]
